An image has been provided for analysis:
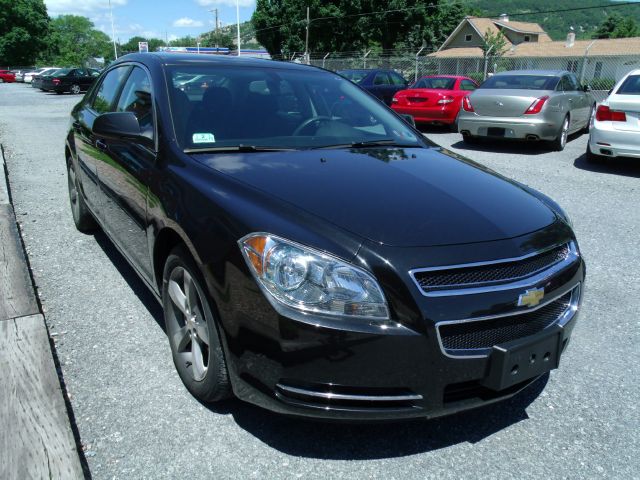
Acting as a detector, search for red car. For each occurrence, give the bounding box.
[391,75,478,129]
[0,70,16,83]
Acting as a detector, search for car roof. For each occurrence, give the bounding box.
[493,70,569,77]
[112,52,315,72]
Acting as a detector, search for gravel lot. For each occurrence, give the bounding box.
[1,83,638,480]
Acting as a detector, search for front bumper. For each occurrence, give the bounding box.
[589,122,640,159]
[219,240,585,421]
[458,115,559,140]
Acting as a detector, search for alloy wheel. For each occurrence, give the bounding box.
[71,84,81,94]
[560,118,568,149]
[167,266,210,382]
[67,163,80,221]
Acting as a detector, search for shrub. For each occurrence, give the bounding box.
[589,78,616,91]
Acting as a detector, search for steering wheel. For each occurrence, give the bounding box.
[292,116,332,136]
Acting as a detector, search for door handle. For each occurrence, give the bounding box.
[96,139,108,151]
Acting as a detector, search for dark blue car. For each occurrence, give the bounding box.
[337,68,409,106]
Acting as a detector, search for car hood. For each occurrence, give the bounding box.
[191,146,557,247]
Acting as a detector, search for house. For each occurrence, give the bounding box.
[427,14,640,89]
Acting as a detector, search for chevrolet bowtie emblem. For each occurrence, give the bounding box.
[518,288,544,308]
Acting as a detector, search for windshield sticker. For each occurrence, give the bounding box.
[193,133,216,144]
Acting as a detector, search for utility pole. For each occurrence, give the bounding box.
[236,0,241,56]
[208,8,219,47]
[304,7,310,64]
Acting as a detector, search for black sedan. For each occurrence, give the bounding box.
[65,53,585,421]
[42,68,100,94]
[337,68,409,105]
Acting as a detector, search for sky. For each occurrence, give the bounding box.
[43,0,257,43]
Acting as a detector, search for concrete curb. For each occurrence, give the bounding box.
[0,144,86,479]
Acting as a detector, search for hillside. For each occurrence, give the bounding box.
[474,0,640,40]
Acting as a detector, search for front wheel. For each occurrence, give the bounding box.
[163,246,232,403]
[551,115,569,151]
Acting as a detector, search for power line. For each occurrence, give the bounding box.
[252,1,640,35]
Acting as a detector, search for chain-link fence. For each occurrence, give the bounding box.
[275,44,640,103]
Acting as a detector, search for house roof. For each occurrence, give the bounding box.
[439,16,512,51]
[429,37,640,58]
[494,20,546,34]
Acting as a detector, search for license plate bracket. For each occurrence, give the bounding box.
[481,326,564,391]
[487,127,506,137]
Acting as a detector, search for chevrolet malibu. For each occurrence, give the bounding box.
[458,70,595,151]
[65,53,585,421]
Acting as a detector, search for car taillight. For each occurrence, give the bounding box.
[462,96,474,112]
[524,96,549,115]
[53,78,60,85]
[437,96,454,105]
[595,105,626,122]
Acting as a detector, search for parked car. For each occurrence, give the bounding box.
[24,67,58,84]
[458,70,595,150]
[391,75,477,129]
[0,70,16,83]
[337,68,409,105]
[41,68,100,94]
[66,53,584,421]
[587,69,640,162]
[11,70,26,82]
[32,68,61,89]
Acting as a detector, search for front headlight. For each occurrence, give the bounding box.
[239,233,389,320]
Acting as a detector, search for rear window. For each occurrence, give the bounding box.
[616,75,640,95]
[53,69,71,77]
[480,75,559,90]
[412,77,455,90]
[338,71,368,83]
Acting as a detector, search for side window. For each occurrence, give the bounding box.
[389,72,406,86]
[413,79,426,89]
[373,73,390,86]
[460,79,476,91]
[92,66,130,114]
[116,66,154,140]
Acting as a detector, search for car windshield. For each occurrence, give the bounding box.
[480,75,559,90]
[616,75,640,95]
[337,70,368,83]
[53,69,70,77]
[167,65,421,151]
[413,77,456,89]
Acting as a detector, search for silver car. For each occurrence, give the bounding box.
[458,70,595,151]
[587,69,640,162]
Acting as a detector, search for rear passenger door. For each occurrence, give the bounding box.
[97,65,155,280]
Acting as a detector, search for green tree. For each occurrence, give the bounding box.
[593,13,639,39]
[40,15,114,66]
[0,0,49,66]
[481,29,508,57]
[200,30,234,49]
[169,36,199,47]
[120,36,166,53]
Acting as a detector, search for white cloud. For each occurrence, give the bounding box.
[196,0,255,7]
[44,0,127,16]
[173,17,204,28]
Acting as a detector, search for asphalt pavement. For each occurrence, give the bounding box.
[0,83,638,479]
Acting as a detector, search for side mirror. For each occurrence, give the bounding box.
[399,113,416,127]
[93,112,151,146]
[583,85,591,92]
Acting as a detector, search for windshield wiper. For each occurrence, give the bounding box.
[185,145,296,154]
[314,139,420,150]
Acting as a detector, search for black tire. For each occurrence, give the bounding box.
[462,133,479,144]
[70,84,81,94]
[582,104,595,134]
[585,144,603,163]
[551,115,569,151]
[55,90,63,95]
[67,158,97,232]
[162,246,231,403]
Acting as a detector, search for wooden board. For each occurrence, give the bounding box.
[0,314,84,480]
[0,204,39,321]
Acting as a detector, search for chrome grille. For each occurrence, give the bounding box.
[413,244,570,294]
[438,290,573,352]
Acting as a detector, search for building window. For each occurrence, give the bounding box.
[594,61,603,79]
[524,35,530,42]
[567,60,579,73]
[465,34,472,42]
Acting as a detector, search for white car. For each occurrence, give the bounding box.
[23,67,58,83]
[587,69,640,162]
